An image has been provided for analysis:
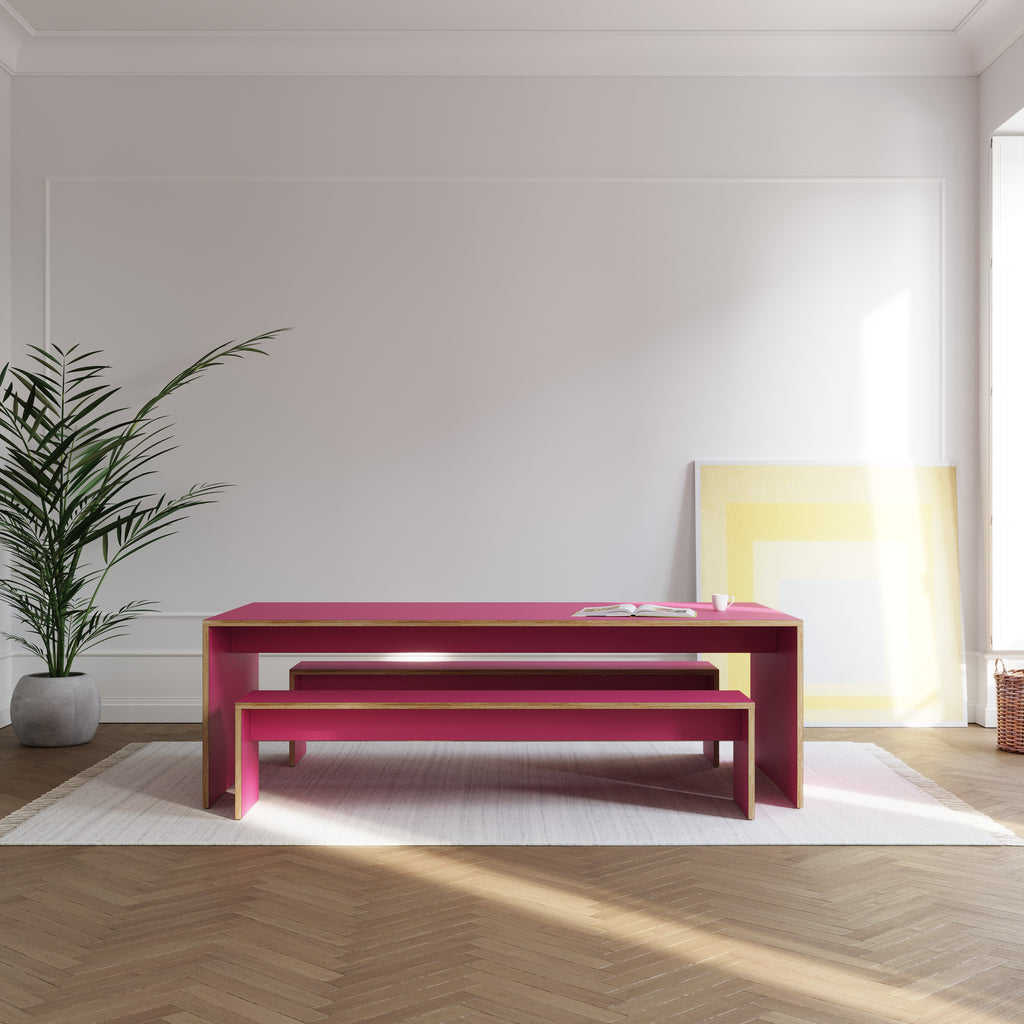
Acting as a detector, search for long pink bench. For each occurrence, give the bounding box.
[233,686,755,821]
[288,660,721,691]
[287,659,722,765]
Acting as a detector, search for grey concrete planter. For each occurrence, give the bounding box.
[10,672,101,747]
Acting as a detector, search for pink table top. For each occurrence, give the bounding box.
[205,601,802,626]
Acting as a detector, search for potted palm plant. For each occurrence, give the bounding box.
[0,329,285,745]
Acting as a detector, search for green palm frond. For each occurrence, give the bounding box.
[0,329,288,676]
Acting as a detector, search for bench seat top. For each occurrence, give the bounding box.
[238,688,751,708]
[289,659,716,674]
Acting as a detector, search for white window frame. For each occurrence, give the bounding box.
[991,136,1024,649]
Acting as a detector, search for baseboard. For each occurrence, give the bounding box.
[0,652,10,729]
[1,646,1003,729]
[969,695,999,729]
[99,698,202,724]
[971,651,1004,729]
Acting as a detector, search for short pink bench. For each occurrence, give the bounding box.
[233,686,755,821]
[287,659,722,764]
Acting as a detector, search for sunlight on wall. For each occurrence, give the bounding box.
[860,290,913,460]
[862,472,946,725]
[851,288,961,722]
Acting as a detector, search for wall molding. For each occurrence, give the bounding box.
[6,642,995,725]
[8,650,996,725]
[976,649,1024,728]
[0,5,28,75]
[26,174,964,726]
[99,697,202,724]
[6,30,980,79]
[43,174,951,184]
[3,0,1024,77]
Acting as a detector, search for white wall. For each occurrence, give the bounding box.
[9,73,981,721]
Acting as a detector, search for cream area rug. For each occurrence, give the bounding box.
[1,741,1020,846]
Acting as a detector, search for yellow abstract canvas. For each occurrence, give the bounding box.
[697,464,964,725]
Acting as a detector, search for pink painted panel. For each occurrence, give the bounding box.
[290,660,718,692]
[733,736,753,819]
[203,624,258,808]
[207,601,800,624]
[218,623,783,656]
[750,625,803,807]
[243,705,750,743]
[234,710,261,820]
[239,687,750,705]
[290,660,716,671]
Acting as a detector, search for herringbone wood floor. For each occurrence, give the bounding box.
[0,724,1022,1024]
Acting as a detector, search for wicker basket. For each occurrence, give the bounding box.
[994,659,1024,753]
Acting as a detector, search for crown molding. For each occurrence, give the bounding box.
[0,4,29,74]
[4,0,1024,77]
[957,0,1024,72]
[4,29,985,78]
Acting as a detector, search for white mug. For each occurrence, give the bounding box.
[711,593,735,611]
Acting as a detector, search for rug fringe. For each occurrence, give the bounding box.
[0,744,146,838]
[860,743,1023,845]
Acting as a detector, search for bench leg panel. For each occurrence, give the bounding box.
[702,668,722,766]
[235,709,261,820]
[732,706,755,819]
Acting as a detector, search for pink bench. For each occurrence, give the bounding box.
[233,686,755,821]
[288,660,721,691]
[287,659,722,764]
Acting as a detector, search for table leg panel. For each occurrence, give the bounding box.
[204,625,259,808]
[750,626,802,807]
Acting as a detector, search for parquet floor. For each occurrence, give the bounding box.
[0,723,1022,1024]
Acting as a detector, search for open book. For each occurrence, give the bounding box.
[572,603,696,618]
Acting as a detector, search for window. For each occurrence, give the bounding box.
[991,136,1024,648]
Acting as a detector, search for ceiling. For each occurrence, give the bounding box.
[1,0,1023,77]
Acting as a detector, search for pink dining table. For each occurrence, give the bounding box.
[202,601,803,809]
